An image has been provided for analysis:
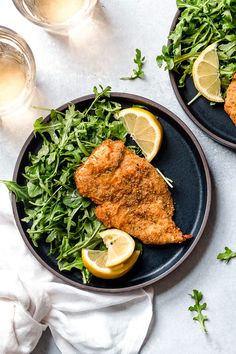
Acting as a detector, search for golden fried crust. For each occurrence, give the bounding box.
[75,139,191,245]
[96,201,190,245]
[224,73,236,125]
[75,139,126,204]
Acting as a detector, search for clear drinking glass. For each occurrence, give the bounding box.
[0,26,36,116]
[12,0,98,34]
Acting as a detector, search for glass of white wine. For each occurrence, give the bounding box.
[12,0,98,35]
[0,26,36,116]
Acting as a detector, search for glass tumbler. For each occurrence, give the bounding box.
[0,26,36,116]
[12,0,98,34]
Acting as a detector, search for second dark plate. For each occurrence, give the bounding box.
[169,11,236,150]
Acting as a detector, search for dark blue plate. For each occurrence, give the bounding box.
[169,11,236,149]
[12,93,211,292]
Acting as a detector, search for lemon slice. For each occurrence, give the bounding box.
[117,107,163,161]
[82,249,140,279]
[192,43,224,103]
[99,229,135,267]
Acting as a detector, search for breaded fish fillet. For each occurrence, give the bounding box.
[75,139,191,245]
[224,73,236,125]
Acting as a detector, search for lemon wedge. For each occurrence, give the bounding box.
[117,107,163,161]
[99,229,135,267]
[82,249,140,279]
[192,43,224,103]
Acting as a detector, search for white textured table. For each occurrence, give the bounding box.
[0,1,236,353]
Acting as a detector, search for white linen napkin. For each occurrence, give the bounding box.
[0,185,153,354]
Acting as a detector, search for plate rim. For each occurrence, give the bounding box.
[169,10,236,150]
[11,92,212,293]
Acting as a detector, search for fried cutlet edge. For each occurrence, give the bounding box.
[224,73,236,125]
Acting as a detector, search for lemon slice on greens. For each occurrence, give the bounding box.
[192,43,224,103]
[82,249,140,280]
[117,107,163,161]
[99,229,135,267]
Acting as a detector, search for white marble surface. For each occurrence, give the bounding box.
[0,0,236,353]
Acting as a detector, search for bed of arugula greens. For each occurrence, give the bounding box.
[1,86,134,284]
[157,0,236,97]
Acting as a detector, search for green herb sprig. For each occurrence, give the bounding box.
[189,289,208,333]
[121,48,145,80]
[217,246,236,263]
[157,0,236,96]
[1,86,127,283]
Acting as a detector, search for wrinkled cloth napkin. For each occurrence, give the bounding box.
[0,186,153,354]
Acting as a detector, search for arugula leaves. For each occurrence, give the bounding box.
[0,181,29,202]
[157,0,236,96]
[121,48,145,80]
[1,86,128,283]
[189,289,208,333]
[217,246,236,263]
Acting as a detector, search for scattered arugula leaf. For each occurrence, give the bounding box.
[131,104,148,109]
[82,268,92,284]
[120,48,145,80]
[157,0,236,96]
[135,240,143,253]
[217,246,236,263]
[0,180,29,202]
[155,167,174,189]
[189,289,208,333]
